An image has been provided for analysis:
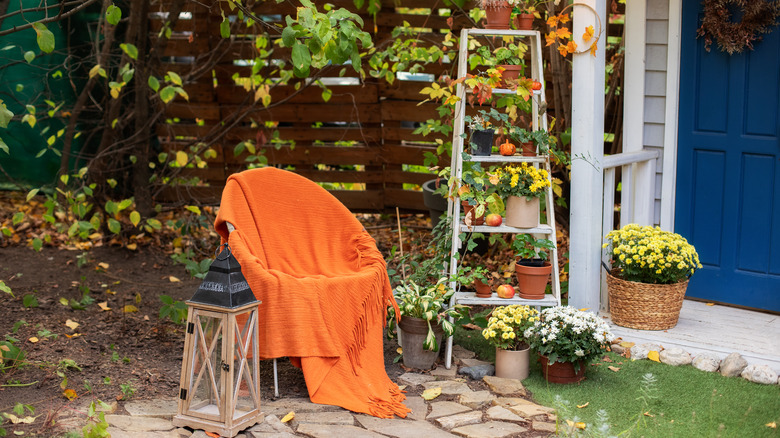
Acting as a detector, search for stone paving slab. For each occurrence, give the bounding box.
[427,401,472,420]
[485,405,525,422]
[434,410,483,429]
[451,420,528,438]
[356,415,460,438]
[296,424,387,438]
[105,414,176,432]
[124,398,179,419]
[430,366,458,378]
[422,380,473,395]
[398,372,437,386]
[292,411,355,425]
[403,395,428,421]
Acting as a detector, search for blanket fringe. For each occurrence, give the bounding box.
[367,385,410,419]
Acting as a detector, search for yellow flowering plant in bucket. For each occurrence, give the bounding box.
[482,305,539,350]
[490,162,550,200]
[603,224,702,285]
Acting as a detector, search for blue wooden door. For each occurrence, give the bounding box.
[676,0,780,311]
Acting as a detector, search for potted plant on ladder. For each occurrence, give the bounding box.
[512,233,555,299]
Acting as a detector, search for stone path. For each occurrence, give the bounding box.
[57,347,558,438]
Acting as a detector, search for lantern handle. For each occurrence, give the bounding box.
[216,242,231,260]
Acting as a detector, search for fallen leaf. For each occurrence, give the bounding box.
[706,302,715,306]
[63,388,78,400]
[579,308,590,312]
[766,422,776,429]
[421,387,442,401]
[647,351,660,363]
[59,297,69,306]
[65,333,81,338]
[28,336,39,343]
[123,304,138,313]
[126,243,137,251]
[644,411,655,417]
[205,432,220,438]
[602,356,613,363]
[65,319,79,331]
[169,276,180,283]
[577,402,589,409]
[396,347,403,355]
[280,411,295,423]
[576,422,586,430]
[619,341,635,348]
[98,302,111,311]
[608,366,621,372]
[6,413,36,424]
[97,262,109,270]
[134,293,142,304]
[106,289,116,295]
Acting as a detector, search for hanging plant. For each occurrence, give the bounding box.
[697,0,780,55]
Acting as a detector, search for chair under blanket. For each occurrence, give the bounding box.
[214,167,409,418]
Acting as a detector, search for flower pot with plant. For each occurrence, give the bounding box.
[490,162,550,228]
[458,265,493,298]
[511,1,544,30]
[481,0,519,29]
[483,305,539,379]
[473,43,528,89]
[451,161,504,226]
[525,306,614,383]
[465,114,495,156]
[512,233,555,299]
[603,224,702,330]
[388,278,467,370]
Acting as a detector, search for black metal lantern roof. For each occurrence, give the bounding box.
[189,243,258,308]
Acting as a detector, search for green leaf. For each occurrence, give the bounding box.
[22,294,38,308]
[23,51,35,63]
[26,188,39,202]
[106,4,122,26]
[0,280,12,297]
[159,86,176,103]
[146,218,162,230]
[107,218,121,234]
[120,43,138,59]
[220,16,230,38]
[185,205,201,215]
[117,198,133,211]
[281,26,296,47]
[32,238,42,252]
[166,71,182,86]
[12,212,24,225]
[32,23,55,53]
[148,76,160,92]
[105,200,117,216]
[129,211,140,227]
[0,100,14,128]
[291,43,311,72]
[321,88,332,102]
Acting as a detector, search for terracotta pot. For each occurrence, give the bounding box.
[539,354,586,384]
[474,279,492,297]
[515,260,551,299]
[498,64,523,89]
[514,13,534,30]
[399,316,444,370]
[495,346,530,380]
[505,195,538,228]
[462,201,485,226]
[520,141,535,157]
[484,1,512,29]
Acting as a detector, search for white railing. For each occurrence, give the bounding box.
[600,149,661,309]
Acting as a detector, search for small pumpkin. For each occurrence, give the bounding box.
[499,140,516,156]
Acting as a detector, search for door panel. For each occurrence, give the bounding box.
[676,0,780,311]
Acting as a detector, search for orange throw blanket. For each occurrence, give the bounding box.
[214,168,409,418]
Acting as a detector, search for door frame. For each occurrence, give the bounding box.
[659,0,684,232]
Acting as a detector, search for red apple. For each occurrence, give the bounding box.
[496,284,515,299]
[485,213,503,227]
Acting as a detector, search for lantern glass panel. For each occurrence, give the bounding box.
[232,309,259,420]
[188,312,224,419]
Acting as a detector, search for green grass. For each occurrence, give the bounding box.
[454,326,780,437]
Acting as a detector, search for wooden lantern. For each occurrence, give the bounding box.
[173,244,262,437]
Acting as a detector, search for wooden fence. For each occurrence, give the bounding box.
[151,0,624,212]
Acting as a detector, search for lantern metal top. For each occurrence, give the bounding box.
[189,243,258,308]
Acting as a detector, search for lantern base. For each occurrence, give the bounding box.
[173,410,262,438]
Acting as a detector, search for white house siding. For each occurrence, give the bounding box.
[643,0,671,226]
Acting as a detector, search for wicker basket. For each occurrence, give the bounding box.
[606,270,689,330]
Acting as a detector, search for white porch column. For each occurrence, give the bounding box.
[569,0,607,311]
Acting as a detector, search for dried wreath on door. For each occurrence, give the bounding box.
[697,0,780,54]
